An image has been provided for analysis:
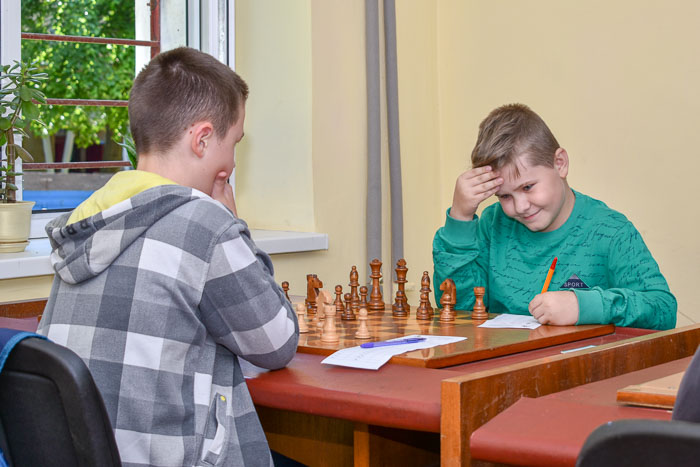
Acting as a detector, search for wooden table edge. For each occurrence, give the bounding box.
[439,323,700,467]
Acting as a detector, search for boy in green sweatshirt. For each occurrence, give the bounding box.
[433,103,676,330]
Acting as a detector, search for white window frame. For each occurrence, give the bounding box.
[1,0,236,239]
[0,2,23,199]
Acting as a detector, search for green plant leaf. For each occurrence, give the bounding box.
[0,118,11,131]
[116,132,138,168]
[8,144,34,163]
[19,85,32,101]
[31,89,47,103]
[21,101,40,120]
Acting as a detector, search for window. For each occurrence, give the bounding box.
[1,0,236,237]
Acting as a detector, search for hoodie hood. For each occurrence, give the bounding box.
[46,185,215,284]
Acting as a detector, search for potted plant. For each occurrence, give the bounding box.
[0,60,47,252]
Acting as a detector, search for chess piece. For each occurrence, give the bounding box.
[315,289,332,329]
[349,266,361,311]
[439,278,456,322]
[281,281,291,302]
[392,258,410,317]
[343,292,355,320]
[359,286,368,308]
[317,289,333,307]
[316,304,326,328]
[334,285,345,314]
[416,271,434,320]
[296,303,309,333]
[342,297,356,320]
[310,305,320,328]
[321,303,339,343]
[355,308,370,339]
[471,286,488,320]
[368,258,385,311]
[305,274,323,315]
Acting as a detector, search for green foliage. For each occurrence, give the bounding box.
[21,0,135,148]
[1,61,47,203]
[117,131,138,169]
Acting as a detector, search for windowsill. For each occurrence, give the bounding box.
[0,230,329,280]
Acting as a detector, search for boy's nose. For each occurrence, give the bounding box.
[514,195,530,214]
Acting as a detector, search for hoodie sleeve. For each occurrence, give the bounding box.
[199,219,299,369]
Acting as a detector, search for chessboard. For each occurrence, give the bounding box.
[284,259,614,368]
[293,304,615,369]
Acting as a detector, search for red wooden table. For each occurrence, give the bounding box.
[3,299,698,466]
[245,325,700,466]
[469,356,692,467]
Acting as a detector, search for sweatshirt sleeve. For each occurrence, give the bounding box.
[574,222,677,330]
[199,219,299,369]
[432,208,491,310]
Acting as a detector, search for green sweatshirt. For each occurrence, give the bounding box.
[432,190,676,330]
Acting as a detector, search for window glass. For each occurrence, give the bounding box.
[20,0,136,212]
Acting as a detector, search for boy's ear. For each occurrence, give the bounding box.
[554,148,569,177]
[190,122,214,158]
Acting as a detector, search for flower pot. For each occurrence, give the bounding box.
[0,201,35,252]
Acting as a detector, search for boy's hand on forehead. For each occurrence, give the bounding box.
[450,166,503,221]
[211,171,238,217]
[528,291,579,326]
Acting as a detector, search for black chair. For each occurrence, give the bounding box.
[576,418,700,467]
[0,336,121,466]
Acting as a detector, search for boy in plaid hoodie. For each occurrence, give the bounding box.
[38,47,299,466]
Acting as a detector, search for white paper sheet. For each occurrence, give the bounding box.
[477,313,542,329]
[321,334,467,370]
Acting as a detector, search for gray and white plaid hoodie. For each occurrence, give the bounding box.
[38,184,299,467]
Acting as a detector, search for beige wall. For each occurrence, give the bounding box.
[6,1,696,327]
[236,0,379,298]
[436,1,699,325]
[234,1,315,231]
[234,0,443,302]
[0,276,53,302]
[236,0,697,325]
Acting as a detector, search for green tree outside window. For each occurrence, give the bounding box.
[21,0,135,150]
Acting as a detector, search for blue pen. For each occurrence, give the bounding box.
[360,337,426,348]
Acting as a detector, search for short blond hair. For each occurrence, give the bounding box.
[471,104,559,176]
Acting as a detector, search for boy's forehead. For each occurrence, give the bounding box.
[496,156,540,193]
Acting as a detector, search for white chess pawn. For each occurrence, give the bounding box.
[321,303,339,343]
[296,303,309,333]
[355,308,370,339]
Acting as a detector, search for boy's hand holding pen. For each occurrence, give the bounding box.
[529,257,579,326]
